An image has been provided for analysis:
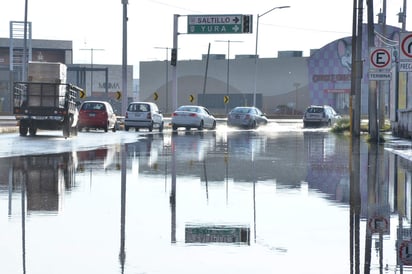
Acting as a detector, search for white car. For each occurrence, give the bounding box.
[171,105,216,131]
[124,102,164,132]
[303,105,341,128]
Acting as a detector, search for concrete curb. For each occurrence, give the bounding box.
[0,127,18,133]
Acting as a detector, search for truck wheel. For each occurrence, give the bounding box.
[29,127,37,136]
[63,126,69,138]
[63,117,71,138]
[71,125,78,136]
[19,125,28,136]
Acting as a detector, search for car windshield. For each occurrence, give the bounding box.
[82,102,105,111]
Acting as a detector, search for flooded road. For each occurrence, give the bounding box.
[0,124,411,273]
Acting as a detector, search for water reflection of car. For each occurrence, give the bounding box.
[171,105,216,131]
[227,106,268,129]
[126,134,164,168]
[78,101,117,132]
[226,130,266,157]
[77,145,118,170]
[171,131,216,161]
[302,105,341,128]
[124,102,164,132]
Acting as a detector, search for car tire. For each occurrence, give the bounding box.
[125,125,129,131]
[251,120,257,129]
[159,122,164,132]
[172,125,178,131]
[198,120,204,130]
[63,117,71,137]
[211,121,216,130]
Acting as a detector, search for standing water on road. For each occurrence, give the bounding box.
[0,127,410,273]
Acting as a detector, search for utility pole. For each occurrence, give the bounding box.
[351,0,363,137]
[22,0,29,82]
[121,0,128,116]
[379,0,387,130]
[367,0,379,142]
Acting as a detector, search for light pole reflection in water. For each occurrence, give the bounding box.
[119,144,127,273]
[349,137,361,274]
[252,139,257,244]
[170,134,177,243]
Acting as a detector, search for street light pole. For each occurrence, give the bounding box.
[23,0,29,81]
[253,5,290,107]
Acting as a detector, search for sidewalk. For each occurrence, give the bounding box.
[384,136,412,161]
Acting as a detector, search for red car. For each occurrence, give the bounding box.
[78,101,117,132]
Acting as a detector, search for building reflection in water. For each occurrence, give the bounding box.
[11,152,77,213]
[8,152,77,274]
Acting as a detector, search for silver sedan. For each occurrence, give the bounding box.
[227,106,268,129]
[171,105,216,131]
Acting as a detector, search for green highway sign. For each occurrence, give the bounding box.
[187,14,252,34]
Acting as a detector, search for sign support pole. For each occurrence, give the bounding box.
[171,14,179,112]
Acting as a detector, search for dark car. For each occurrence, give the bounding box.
[227,106,268,129]
[78,101,117,132]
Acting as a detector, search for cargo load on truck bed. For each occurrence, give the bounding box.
[13,62,83,138]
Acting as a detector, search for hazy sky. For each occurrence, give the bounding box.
[1,0,409,76]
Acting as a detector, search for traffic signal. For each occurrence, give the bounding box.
[171,48,177,66]
[243,15,253,33]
